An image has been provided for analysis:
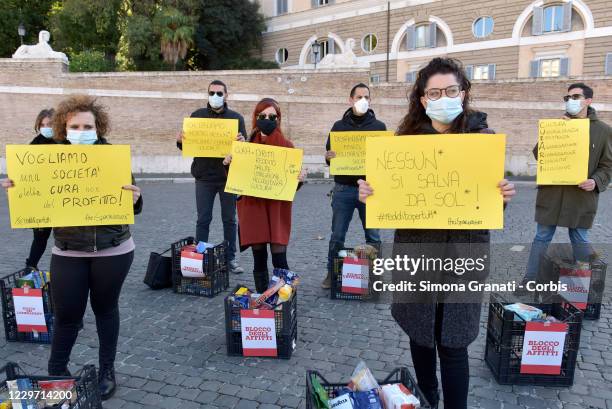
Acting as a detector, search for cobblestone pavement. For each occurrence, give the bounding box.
[1,181,610,409]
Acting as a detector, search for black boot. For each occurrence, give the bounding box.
[98,365,116,401]
[253,270,269,293]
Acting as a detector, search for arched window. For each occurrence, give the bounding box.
[532,3,572,35]
[405,23,438,50]
[473,16,494,38]
[362,34,378,53]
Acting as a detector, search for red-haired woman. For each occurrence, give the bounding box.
[224,98,305,292]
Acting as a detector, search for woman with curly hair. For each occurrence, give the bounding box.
[2,95,142,400]
[358,58,515,409]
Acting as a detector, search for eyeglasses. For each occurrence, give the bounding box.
[208,91,224,97]
[563,94,584,102]
[257,113,278,121]
[424,85,461,101]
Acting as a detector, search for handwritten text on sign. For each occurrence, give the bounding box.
[12,288,47,333]
[225,142,303,201]
[365,134,506,229]
[330,131,394,175]
[6,145,133,228]
[240,309,278,357]
[520,322,568,375]
[537,119,589,185]
[182,118,238,158]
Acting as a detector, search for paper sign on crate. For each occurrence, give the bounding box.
[536,119,589,185]
[182,118,238,158]
[365,134,506,229]
[559,267,591,310]
[6,145,133,228]
[520,321,568,375]
[12,288,47,333]
[330,131,394,175]
[240,309,277,357]
[341,258,369,294]
[180,250,205,278]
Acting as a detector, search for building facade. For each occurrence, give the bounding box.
[258,0,612,83]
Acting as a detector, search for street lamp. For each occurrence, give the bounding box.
[18,23,26,45]
[311,40,320,69]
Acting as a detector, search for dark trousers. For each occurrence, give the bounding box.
[26,228,52,268]
[48,252,133,373]
[409,304,469,409]
[195,180,237,262]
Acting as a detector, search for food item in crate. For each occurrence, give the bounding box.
[329,392,354,409]
[0,396,12,409]
[348,361,380,392]
[195,241,214,253]
[16,271,50,290]
[6,379,36,409]
[309,373,330,409]
[503,303,543,322]
[354,245,378,260]
[38,379,77,406]
[253,277,285,307]
[278,284,293,303]
[352,389,383,409]
[380,384,420,409]
[273,268,300,287]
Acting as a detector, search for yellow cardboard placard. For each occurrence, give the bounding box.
[330,130,395,175]
[536,119,589,185]
[225,142,303,201]
[365,134,506,229]
[6,145,134,228]
[182,117,238,157]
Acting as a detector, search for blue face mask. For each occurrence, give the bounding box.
[566,99,583,116]
[209,94,225,109]
[40,127,54,139]
[67,130,98,145]
[425,96,464,125]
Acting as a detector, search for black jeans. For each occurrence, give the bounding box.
[195,180,237,262]
[409,304,469,409]
[26,228,52,269]
[48,252,133,374]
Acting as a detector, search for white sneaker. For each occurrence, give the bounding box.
[229,260,244,274]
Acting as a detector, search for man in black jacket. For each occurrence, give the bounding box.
[322,83,386,288]
[177,80,247,274]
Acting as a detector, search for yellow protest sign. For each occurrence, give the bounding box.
[330,131,394,175]
[536,119,589,185]
[6,145,134,228]
[365,134,506,229]
[182,118,238,157]
[225,142,303,201]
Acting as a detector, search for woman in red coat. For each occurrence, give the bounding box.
[224,98,305,292]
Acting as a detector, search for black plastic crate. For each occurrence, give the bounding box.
[224,285,298,359]
[330,248,379,301]
[170,237,229,297]
[305,367,431,409]
[1,269,54,344]
[485,293,583,386]
[0,362,102,409]
[537,253,606,320]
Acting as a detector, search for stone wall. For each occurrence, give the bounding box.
[0,59,610,175]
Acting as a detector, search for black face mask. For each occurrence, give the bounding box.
[256,119,277,136]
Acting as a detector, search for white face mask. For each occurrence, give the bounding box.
[425,96,464,125]
[67,130,98,145]
[566,99,583,116]
[353,97,369,115]
[40,127,54,139]
[209,94,225,109]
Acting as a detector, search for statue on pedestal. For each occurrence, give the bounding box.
[12,30,68,63]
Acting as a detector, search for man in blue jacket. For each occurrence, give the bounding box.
[177,80,246,274]
[322,83,386,288]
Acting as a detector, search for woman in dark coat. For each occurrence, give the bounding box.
[224,98,305,292]
[25,108,56,270]
[358,58,515,409]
